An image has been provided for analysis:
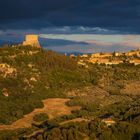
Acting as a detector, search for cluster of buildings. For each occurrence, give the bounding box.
[89,50,140,65]
[70,49,140,65]
[91,50,140,58]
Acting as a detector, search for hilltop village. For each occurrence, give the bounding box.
[70,48,140,66]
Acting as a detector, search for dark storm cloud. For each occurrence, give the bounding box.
[0,0,140,33]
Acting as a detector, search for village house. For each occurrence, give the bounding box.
[125,52,134,57]
[89,57,124,65]
[101,118,116,126]
[91,53,101,58]
[114,52,122,57]
[124,49,140,57]
[96,59,110,64]
[100,52,113,58]
[136,51,140,57]
[88,58,98,64]
[91,52,113,58]
[81,54,89,58]
[111,60,123,65]
[129,59,140,65]
[77,60,88,68]
[70,54,76,58]
[89,58,111,65]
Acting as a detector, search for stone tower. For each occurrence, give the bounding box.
[23,34,41,48]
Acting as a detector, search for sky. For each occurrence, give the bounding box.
[0,0,140,53]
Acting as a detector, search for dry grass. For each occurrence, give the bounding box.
[121,81,140,95]
[0,98,80,130]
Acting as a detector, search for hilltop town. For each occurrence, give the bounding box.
[70,48,140,66]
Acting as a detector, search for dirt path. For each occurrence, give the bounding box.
[0,98,80,130]
[60,118,89,125]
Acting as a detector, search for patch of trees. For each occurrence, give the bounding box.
[22,121,140,140]
[33,113,49,122]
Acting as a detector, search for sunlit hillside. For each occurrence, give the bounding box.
[0,45,140,140]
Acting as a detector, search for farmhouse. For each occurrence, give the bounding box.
[101,118,116,126]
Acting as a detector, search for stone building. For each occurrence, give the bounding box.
[114,52,122,57]
[70,54,76,58]
[23,35,41,48]
[91,53,101,58]
[124,49,140,57]
[91,52,113,58]
[101,118,116,126]
[81,54,89,58]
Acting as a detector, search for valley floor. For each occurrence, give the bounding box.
[0,98,80,130]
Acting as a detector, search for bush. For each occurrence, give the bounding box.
[33,113,49,122]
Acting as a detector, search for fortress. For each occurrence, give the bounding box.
[23,35,41,48]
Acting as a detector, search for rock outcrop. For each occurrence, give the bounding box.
[0,63,17,77]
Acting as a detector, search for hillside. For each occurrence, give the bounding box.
[0,45,140,140]
[0,45,87,123]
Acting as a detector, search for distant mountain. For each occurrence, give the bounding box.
[0,40,20,46]
[39,38,89,47]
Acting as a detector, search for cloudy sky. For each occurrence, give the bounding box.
[0,0,140,53]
